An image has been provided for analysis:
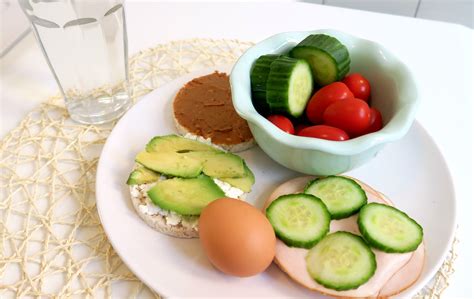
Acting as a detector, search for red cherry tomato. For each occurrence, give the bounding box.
[364,108,383,134]
[342,73,371,102]
[267,115,294,134]
[297,125,349,141]
[323,98,371,137]
[295,123,310,135]
[305,82,354,124]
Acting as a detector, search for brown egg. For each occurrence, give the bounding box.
[199,198,276,277]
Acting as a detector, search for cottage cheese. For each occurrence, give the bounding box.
[213,178,246,200]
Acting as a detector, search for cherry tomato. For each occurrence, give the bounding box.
[364,108,383,134]
[305,82,354,124]
[267,115,294,134]
[323,98,371,137]
[295,123,310,135]
[342,73,371,102]
[297,125,349,141]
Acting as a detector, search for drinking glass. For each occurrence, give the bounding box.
[19,0,132,124]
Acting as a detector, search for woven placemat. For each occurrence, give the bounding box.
[0,38,457,298]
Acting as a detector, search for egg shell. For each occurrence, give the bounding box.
[199,198,276,277]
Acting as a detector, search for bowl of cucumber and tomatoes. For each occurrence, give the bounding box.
[230,29,419,175]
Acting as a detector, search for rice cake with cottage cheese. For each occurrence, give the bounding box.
[127,134,254,238]
[129,177,247,238]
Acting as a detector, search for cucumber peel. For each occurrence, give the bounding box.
[290,34,350,86]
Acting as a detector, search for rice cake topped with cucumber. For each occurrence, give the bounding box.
[173,72,255,152]
[127,134,255,238]
[263,176,425,297]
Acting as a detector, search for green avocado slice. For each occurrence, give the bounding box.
[147,176,225,215]
[126,166,161,185]
[145,134,219,153]
[135,151,202,178]
[185,151,246,178]
[219,163,255,192]
[201,152,245,178]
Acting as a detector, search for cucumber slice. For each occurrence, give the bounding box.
[304,176,367,219]
[306,231,376,291]
[358,203,423,253]
[250,54,281,114]
[126,166,161,185]
[290,34,350,86]
[266,56,314,117]
[266,193,330,248]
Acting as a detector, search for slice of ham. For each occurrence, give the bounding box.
[264,176,424,298]
[378,242,425,297]
[355,180,426,297]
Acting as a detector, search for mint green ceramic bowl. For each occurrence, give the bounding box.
[230,29,419,175]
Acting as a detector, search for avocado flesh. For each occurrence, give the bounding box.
[201,152,245,178]
[184,151,245,178]
[146,134,219,153]
[183,151,220,163]
[136,151,203,178]
[147,176,225,215]
[126,166,161,185]
[219,163,255,192]
[139,135,247,178]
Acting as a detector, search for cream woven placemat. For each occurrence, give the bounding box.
[0,38,457,298]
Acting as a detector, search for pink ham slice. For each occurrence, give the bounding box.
[378,242,425,297]
[356,179,426,297]
[264,176,424,298]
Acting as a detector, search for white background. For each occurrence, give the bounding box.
[2,0,473,57]
[1,1,473,298]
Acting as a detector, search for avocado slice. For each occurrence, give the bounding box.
[145,149,246,179]
[183,150,220,163]
[219,163,255,192]
[201,152,245,178]
[137,135,252,190]
[126,166,161,185]
[147,176,225,215]
[146,135,219,153]
[136,151,202,178]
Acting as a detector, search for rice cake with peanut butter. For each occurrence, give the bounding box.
[173,71,255,152]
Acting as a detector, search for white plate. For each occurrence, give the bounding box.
[96,66,456,298]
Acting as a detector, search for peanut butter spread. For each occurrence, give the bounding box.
[173,72,253,145]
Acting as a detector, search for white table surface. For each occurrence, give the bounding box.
[1,1,472,298]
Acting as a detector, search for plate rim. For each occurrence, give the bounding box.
[95,67,457,298]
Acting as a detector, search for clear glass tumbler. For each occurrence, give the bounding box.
[19,0,132,124]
